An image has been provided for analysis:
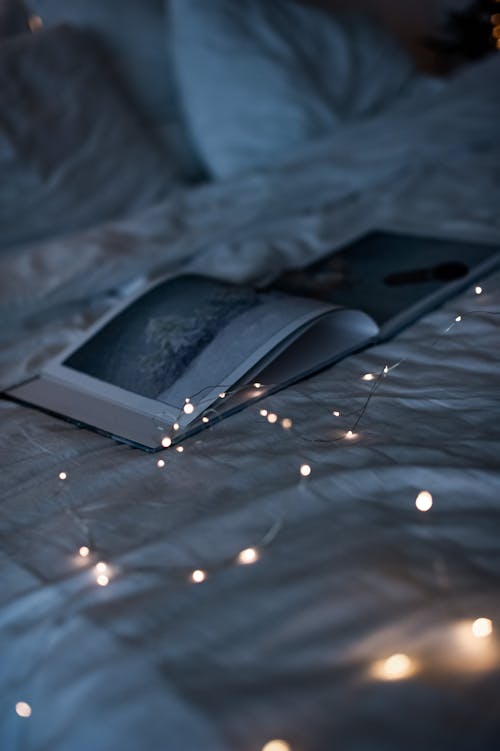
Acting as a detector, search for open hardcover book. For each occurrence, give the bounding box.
[6,232,500,451]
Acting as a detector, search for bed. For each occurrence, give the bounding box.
[1,2,500,750]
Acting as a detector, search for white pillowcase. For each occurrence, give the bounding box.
[170,0,417,178]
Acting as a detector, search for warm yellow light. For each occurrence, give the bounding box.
[260,409,268,417]
[332,410,341,417]
[415,490,433,512]
[156,459,165,468]
[472,618,493,639]
[176,446,184,453]
[95,562,107,574]
[300,463,311,477]
[219,392,226,399]
[15,702,32,718]
[380,653,413,680]
[237,547,259,565]
[474,286,483,295]
[173,422,180,431]
[267,413,278,424]
[190,569,206,583]
[183,403,194,415]
[28,15,43,31]
[79,546,90,558]
[97,574,109,587]
[493,24,500,38]
[383,365,389,374]
[455,315,462,322]
[261,741,291,751]
[161,437,172,448]
[58,471,67,480]
[362,373,376,381]
[281,418,292,429]
[345,430,357,440]
[202,416,209,423]
[253,382,262,389]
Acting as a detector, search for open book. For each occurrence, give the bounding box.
[6,231,500,450]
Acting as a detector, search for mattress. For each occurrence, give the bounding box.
[1,53,500,751]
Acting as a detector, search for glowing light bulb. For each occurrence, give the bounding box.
[58,471,67,481]
[219,392,226,399]
[472,618,493,638]
[183,403,194,415]
[300,464,311,477]
[383,365,389,374]
[332,410,341,417]
[345,430,357,440]
[261,741,291,751]
[79,546,90,558]
[260,409,268,417]
[202,416,209,423]
[161,437,172,448]
[362,373,376,381]
[237,547,259,565]
[281,418,292,429]
[253,382,262,389]
[267,413,278,424]
[173,423,180,431]
[156,459,165,468]
[96,574,109,587]
[455,315,462,322]
[95,562,107,574]
[381,653,413,680]
[15,702,32,718]
[475,286,483,295]
[415,490,433,512]
[190,569,206,583]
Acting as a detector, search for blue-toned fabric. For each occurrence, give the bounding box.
[170,0,417,178]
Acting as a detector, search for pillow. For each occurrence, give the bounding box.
[27,0,171,125]
[0,25,176,251]
[170,0,417,178]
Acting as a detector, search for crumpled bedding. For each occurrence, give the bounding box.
[1,51,500,751]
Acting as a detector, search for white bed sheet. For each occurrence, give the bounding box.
[1,54,500,751]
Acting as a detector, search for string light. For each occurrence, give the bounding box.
[376,653,415,681]
[344,430,357,440]
[58,471,67,481]
[190,569,207,583]
[96,575,109,587]
[300,463,311,477]
[471,618,493,638]
[332,410,341,417]
[156,459,165,468]
[281,418,292,429]
[176,446,184,453]
[15,702,32,718]
[237,547,259,565]
[475,286,483,295]
[173,423,180,431]
[455,315,462,322]
[95,562,107,574]
[383,365,389,374]
[267,413,278,424]
[202,416,209,423]
[253,382,262,389]
[161,437,172,448]
[362,373,376,381]
[415,490,433,512]
[261,741,291,751]
[183,402,194,415]
[218,392,226,399]
[78,546,90,558]
[260,409,268,417]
